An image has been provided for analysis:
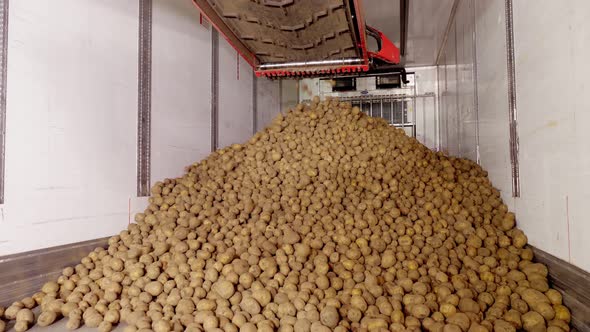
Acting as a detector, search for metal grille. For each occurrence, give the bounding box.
[347,97,415,137]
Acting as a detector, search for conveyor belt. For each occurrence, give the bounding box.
[192,0,375,77]
[198,0,359,63]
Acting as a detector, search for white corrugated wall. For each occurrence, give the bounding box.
[438,0,590,272]
[0,0,275,255]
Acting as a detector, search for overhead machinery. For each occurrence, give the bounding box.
[192,0,402,78]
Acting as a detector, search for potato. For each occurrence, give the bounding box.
[503,309,522,329]
[347,308,362,323]
[20,298,36,310]
[0,320,4,332]
[241,297,261,316]
[175,299,195,315]
[294,318,311,331]
[424,318,444,332]
[458,298,479,313]
[37,311,57,327]
[46,299,64,314]
[548,319,570,332]
[319,306,339,328]
[409,304,430,319]
[16,309,35,324]
[14,321,29,332]
[523,263,548,277]
[66,316,82,330]
[61,302,78,317]
[507,270,526,282]
[554,305,570,323]
[447,312,470,331]
[365,318,388,330]
[545,290,562,305]
[104,309,120,324]
[443,324,463,332]
[521,288,550,305]
[522,311,545,332]
[152,319,171,332]
[8,97,572,332]
[512,231,528,248]
[42,281,60,294]
[532,302,555,321]
[467,322,488,332]
[494,319,516,332]
[530,279,549,293]
[440,303,457,318]
[145,281,164,296]
[547,327,565,332]
[83,307,104,328]
[4,303,24,320]
[98,321,113,332]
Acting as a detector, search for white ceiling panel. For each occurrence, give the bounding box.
[406,0,454,66]
[364,0,401,48]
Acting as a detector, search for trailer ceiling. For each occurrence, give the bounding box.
[364,0,401,49]
[348,0,456,67]
[405,0,455,66]
[191,0,455,68]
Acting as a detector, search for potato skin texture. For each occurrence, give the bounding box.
[7,97,572,332]
[522,311,546,331]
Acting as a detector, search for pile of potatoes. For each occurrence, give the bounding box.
[0,97,572,332]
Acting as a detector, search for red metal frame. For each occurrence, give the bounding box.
[255,64,370,78]
[353,0,370,65]
[366,26,400,64]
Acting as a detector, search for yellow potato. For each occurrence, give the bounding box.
[554,304,571,323]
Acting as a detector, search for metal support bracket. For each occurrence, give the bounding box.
[505,0,520,197]
[252,72,257,134]
[211,29,219,152]
[137,0,152,197]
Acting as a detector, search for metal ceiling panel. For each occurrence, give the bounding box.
[406,0,454,66]
[364,0,401,48]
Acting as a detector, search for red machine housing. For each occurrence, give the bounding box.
[366,26,401,65]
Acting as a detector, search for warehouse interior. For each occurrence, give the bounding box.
[0,0,589,331]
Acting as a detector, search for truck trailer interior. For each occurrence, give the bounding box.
[0,0,589,331]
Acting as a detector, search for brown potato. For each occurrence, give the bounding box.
[319,306,339,328]
[522,311,545,331]
[6,97,572,332]
[447,312,470,331]
[554,304,571,323]
[15,309,35,324]
[494,319,516,332]
[545,289,562,305]
[37,311,58,327]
